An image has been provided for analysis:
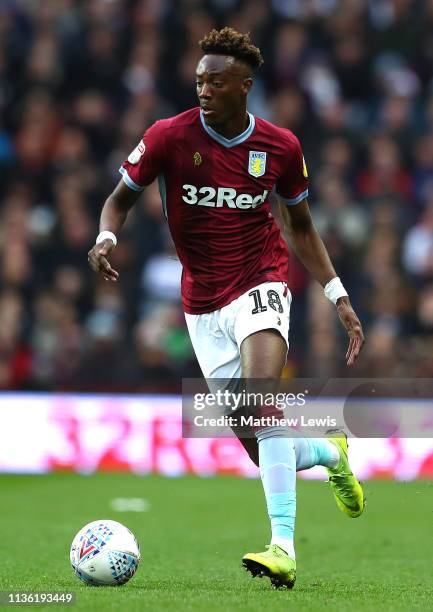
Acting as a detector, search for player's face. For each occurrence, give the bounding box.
[196,55,252,128]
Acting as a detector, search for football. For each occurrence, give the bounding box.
[70,520,140,586]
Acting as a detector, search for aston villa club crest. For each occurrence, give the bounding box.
[248,151,267,177]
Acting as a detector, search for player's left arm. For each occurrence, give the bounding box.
[278,198,364,366]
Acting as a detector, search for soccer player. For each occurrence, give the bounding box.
[88,27,365,589]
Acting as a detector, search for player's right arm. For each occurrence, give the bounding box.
[88,180,140,282]
[88,120,167,282]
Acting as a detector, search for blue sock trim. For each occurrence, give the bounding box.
[267,492,296,539]
[255,426,287,441]
[293,437,337,470]
[311,439,335,467]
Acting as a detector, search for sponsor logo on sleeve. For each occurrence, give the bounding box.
[128,140,146,164]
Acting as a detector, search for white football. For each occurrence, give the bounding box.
[70,520,140,586]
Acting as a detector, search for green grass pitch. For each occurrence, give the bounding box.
[1,473,433,611]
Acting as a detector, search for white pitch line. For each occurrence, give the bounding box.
[110,498,150,512]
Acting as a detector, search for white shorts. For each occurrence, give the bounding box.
[184,281,292,379]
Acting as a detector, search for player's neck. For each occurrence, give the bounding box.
[212,110,250,140]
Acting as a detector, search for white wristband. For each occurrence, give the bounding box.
[324,277,348,305]
[96,231,117,246]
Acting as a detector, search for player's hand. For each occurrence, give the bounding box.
[336,296,364,367]
[88,239,119,282]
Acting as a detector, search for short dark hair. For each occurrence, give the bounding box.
[199,27,264,71]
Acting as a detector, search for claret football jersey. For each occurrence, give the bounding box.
[120,108,308,314]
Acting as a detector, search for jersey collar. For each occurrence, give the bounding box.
[199,110,255,148]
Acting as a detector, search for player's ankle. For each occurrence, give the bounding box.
[271,536,295,559]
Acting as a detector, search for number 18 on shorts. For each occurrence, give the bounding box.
[185,282,292,380]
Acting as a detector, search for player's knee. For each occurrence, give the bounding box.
[240,329,287,379]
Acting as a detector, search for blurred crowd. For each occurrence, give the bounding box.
[1,0,433,391]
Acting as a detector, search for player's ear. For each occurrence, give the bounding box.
[242,77,253,94]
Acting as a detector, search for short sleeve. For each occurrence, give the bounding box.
[119,120,166,191]
[275,135,309,205]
